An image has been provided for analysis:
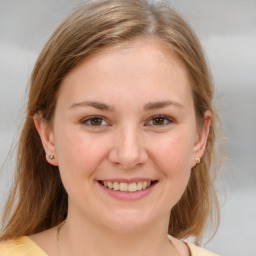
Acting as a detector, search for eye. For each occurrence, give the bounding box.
[146,115,174,127]
[81,116,108,127]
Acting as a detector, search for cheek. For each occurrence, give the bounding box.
[152,131,194,171]
[54,128,109,180]
[151,133,194,207]
[150,131,194,195]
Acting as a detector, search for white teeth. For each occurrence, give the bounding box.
[113,182,119,190]
[128,182,137,192]
[107,181,113,189]
[137,182,143,190]
[142,181,148,189]
[119,182,128,192]
[102,180,152,192]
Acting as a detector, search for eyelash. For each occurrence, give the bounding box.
[146,115,174,127]
[81,116,108,127]
[81,115,174,128]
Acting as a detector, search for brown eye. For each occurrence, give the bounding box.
[152,117,165,125]
[147,115,173,127]
[82,116,108,127]
[90,117,103,126]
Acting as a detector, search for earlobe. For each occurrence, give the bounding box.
[34,114,58,166]
[192,110,212,167]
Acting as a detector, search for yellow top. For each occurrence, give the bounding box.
[185,241,220,256]
[0,237,47,256]
[0,236,220,256]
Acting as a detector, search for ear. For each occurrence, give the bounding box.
[191,110,212,168]
[34,113,58,166]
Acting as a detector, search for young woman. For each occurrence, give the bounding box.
[0,0,223,255]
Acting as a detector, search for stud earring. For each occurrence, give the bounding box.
[48,155,54,160]
[195,158,200,164]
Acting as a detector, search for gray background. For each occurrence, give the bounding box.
[0,1,256,255]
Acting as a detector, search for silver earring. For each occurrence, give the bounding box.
[195,157,200,164]
[48,155,54,160]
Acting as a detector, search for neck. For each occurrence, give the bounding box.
[58,212,177,256]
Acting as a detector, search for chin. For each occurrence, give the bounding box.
[101,208,157,234]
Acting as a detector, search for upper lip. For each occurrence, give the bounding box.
[97,178,157,183]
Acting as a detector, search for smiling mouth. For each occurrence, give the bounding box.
[98,180,158,192]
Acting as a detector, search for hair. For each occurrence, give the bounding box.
[1,0,224,244]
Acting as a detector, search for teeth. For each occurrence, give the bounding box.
[128,182,137,192]
[113,182,119,190]
[119,182,128,191]
[101,180,152,192]
[142,181,147,189]
[107,181,113,189]
[137,182,142,190]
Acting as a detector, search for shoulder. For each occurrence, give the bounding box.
[0,236,47,256]
[168,236,220,256]
[185,241,220,256]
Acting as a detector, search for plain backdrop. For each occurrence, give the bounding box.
[0,1,256,255]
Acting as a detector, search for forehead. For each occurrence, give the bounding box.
[58,38,192,109]
[73,38,188,78]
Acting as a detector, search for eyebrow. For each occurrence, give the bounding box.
[69,101,114,111]
[69,100,184,111]
[143,100,184,110]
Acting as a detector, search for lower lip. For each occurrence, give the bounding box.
[97,182,157,201]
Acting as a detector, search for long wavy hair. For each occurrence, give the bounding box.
[1,0,224,244]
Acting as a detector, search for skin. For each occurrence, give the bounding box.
[33,39,211,256]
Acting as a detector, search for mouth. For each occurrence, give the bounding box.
[98,180,158,192]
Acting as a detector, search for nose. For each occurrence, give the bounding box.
[108,126,148,170]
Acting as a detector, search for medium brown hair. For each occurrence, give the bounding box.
[1,0,223,244]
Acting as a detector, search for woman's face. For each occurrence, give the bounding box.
[37,39,210,233]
